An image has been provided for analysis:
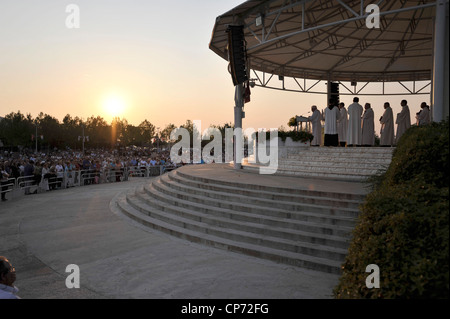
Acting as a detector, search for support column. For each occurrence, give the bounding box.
[326,78,332,107]
[432,0,449,122]
[234,83,244,170]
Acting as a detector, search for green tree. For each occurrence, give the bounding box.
[62,114,82,149]
[0,111,34,148]
[137,119,156,145]
[85,115,110,148]
[111,117,128,146]
[36,112,62,149]
[161,123,176,142]
[288,116,297,128]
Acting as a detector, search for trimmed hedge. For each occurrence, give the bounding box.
[263,130,314,143]
[333,118,449,299]
[278,130,314,143]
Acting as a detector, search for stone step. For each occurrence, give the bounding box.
[151,176,360,219]
[130,188,349,261]
[168,170,362,210]
[287,147,394,155]
[135,186,351,250]
[285,153,393,160]
[111,163,370,274]
[285,154,392,162]
[115,189,346,273]
[281,159,390,169]
[139,181,354,241]
[242,164,372,182]
[176,170,365,202]
[144,180,357,228]
[244,145,393,182]
[248,160,386,173]
[276,164,383,175]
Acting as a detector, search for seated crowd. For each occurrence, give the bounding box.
[1,148,179,201]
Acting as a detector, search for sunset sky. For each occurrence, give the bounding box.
[1,0,430,134]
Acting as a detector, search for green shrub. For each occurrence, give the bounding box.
[263,129,314,143]
[334,118,449,299]
[386,120,449,188]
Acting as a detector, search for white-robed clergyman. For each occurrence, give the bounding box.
[308,105,322,146]
[323,103,340,147]
[416,102,431,126]
[395,99,411,144]
[380,102,395,146]
[361,103,375,146]
[347,97,363,146]
[337,102,348,147]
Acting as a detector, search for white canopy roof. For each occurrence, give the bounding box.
[209,0,437,83]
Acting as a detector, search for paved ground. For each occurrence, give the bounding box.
[0,166,368,299]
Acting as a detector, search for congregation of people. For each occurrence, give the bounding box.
[1,148,176,202]
[308,98,431,147]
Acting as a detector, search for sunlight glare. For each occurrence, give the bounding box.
[103,94,126,118]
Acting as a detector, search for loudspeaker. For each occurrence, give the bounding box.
[329,82,340,106]
[226,25,248,86]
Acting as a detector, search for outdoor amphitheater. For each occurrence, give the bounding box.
[1,0,448,302]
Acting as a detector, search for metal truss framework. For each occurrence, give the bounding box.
[210,0,448,171]
[210,0,442,85]
[250,69,432,96]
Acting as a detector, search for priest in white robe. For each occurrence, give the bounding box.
[308,105,322,146]
[337,102,348,147]
[323,101,340,147]
[395,99,411,144]
[416,102,431,126]
[380,102,395,146]
[347,97,363,146]
[361,103,375,146]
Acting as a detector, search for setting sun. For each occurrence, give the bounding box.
[102,94,126,119]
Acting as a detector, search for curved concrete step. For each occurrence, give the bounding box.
[129,189,349,261]
[163,173,361,215]
[136,183,352,249]
[277,165,383,175]
[151,175,360,219]
[280,160,389,170]
[168,170,362,210]
[247,146,394,181]
[115,189,345,274]
[111,164,368,274]
[285,154,392,162]
[143,179,357,228]
[287,147,394,155]
[242,164,376,182]
[176,170,366,202]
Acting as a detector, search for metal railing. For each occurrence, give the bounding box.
[0,164,181,202]
[0,178,16,200]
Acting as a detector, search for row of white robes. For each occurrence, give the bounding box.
[308,103,414,146]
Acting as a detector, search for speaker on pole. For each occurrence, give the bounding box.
[226,25,248,86]
[329,82,340,106]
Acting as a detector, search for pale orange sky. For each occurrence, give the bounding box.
[1,0,430,135]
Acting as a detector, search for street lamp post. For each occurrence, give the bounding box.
[82,123,85,154]
[156,127,160,153]
[79,120,89,154]
[35,122,38,153]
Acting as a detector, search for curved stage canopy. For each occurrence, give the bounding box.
[209,0,438,83]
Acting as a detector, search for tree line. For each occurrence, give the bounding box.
[0,111,172,151]
[0,111,234,152]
